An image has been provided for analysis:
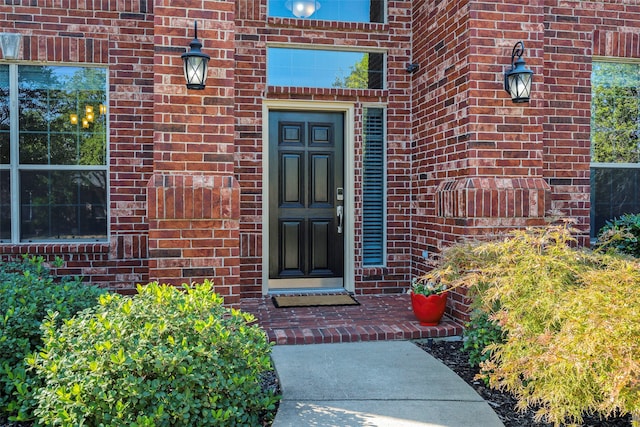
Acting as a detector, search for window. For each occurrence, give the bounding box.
[0,64,108,242]
[362,107,385,265]
[267,47,384,89]
[268,0,384,23]
[590,61,640,238]
[0,66,9,240]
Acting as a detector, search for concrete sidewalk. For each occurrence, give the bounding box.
[271,340,504,427]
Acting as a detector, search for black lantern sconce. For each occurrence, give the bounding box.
[504,41,533,103]
[181,21,210,90]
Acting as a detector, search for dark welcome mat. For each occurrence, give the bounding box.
[272,294,359,308]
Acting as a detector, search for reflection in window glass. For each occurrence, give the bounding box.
[269,0,384,22]
[268,48,384,89]
[20,170,107,241]
[0,171,9,241]
[18,66,107,165]
[2,64,108,242]
[590,61,640,237]
[590,167,640,237]
[0,65,8,164]
[591,62,640,163]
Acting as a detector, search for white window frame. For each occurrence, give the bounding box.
[0,62,109,244]
[590,58,640,238]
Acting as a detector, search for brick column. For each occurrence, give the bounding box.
[149,1,240,304]
[435,0,550,235]
[412,0,549,321]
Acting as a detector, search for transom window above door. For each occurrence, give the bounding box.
[267,47,384,89]
[268,0,385,22]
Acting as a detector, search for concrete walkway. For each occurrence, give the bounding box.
[271,341,504,427]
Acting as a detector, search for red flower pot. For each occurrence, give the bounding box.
[410,291,448,326]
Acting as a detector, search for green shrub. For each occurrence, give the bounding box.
[596,213,640,257]
[434,224,640,426]
[31,281,279,427]
[0,255,105,420]
[462,310,504,368]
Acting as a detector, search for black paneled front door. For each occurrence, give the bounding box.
[268,111,344,289]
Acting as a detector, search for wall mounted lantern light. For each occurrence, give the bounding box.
[285,0,321,18]
[181,22,210,90]
[0,33,22,60]
[504,41,533,103]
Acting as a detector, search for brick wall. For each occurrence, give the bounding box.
[543,1,640,245]
[411,0,640,320]
[148,1,240,304]
[411,0,548,321]
[0,0,242,301]
[411,0,472,282]
[3,0,640,312]
[147,174,240,302]
[234,0,414,297]
[0,0,154,291]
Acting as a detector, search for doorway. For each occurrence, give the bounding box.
[267,110,345,290]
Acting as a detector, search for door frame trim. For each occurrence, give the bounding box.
[262,100,355,294]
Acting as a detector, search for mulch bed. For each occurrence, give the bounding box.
[416,339,632,427]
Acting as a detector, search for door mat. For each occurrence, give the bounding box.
[272,294,359,308]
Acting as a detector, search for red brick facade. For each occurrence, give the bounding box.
[234,1,413,297]
[1,0,639,319]
[148,2,241,303]
[1,0,154,290]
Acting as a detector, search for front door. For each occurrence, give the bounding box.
[268,111,345,290]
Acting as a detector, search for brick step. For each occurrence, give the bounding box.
[240,294,463,345]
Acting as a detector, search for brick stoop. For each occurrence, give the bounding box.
[240,294,464,345]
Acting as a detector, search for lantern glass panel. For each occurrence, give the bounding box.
[507,72,532,102]
[184,56,208,89]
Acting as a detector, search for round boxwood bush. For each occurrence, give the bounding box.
[0,255,105,421]
[31,281,278,426]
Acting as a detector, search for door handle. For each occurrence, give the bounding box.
[336,205,344,234]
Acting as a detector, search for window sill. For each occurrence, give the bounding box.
[0,242,109,254]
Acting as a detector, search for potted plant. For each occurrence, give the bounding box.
[409,272,448,326]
